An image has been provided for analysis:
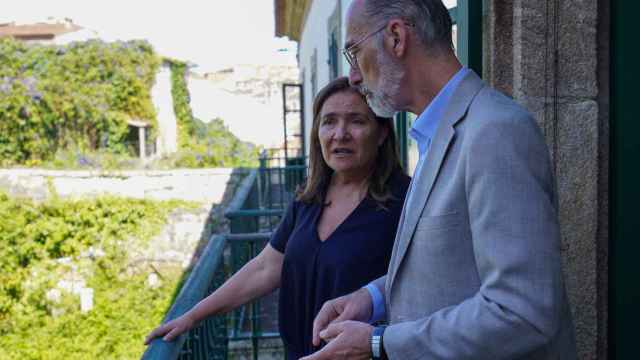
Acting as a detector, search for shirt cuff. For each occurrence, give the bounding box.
[364,283,386,323]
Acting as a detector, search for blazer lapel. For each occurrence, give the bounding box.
[387,71,485,292]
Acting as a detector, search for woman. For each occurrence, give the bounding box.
[145,77,410,359]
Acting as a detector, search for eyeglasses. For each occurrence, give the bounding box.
[342,24,387,70]
[342,21,415,70]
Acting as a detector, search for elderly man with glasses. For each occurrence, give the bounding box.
[302,0,577,359]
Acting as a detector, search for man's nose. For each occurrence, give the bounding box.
[348,66,362,86]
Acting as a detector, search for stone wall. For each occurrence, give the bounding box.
[2,168,247,318]
[0,168,245,204]
[484,1,607,358]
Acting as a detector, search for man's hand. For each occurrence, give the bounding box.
[311,287,373,346]
[301,321,373,360]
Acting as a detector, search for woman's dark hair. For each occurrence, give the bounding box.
[297,76,403,206]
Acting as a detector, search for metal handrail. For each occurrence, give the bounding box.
[224,209,284,219]
[143,158,307,359]
[223,169,258,217]
[142,234,227,360]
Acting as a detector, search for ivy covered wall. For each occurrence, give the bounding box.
[0,38,160,166]
[168,60,196,149]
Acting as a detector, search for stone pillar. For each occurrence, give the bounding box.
[485,0,607,358]
[138,126,146,160]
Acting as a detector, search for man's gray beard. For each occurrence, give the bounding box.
[366,89,397,118]
[360,49,404,118]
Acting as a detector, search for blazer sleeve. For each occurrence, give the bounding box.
[384,112,566,359]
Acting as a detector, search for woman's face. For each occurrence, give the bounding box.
[318,90,388,177]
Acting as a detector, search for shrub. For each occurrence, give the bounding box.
[0,38,160,166]
[0,193,196,359]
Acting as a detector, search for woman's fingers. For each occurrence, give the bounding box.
[144,323,170,345]
[163,325,184,342]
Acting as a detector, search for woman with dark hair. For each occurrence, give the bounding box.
[145,77,410,359]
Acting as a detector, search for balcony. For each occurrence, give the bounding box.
[143,152,307,360]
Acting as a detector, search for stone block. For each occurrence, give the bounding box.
[512,0,598,100]
[557,0,598,99]
[485,0,514,96]
[556,100,600,360]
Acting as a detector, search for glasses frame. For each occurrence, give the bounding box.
[342,21,415,70]
[342,24,387,70]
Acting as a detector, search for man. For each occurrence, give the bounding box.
[301,0,577,359]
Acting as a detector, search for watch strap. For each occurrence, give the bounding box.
[371,325,387,359]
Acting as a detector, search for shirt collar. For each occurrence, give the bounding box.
[409,67,470,155]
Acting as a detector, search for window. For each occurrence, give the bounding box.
[310,48,318,97]
[327,1,342,81]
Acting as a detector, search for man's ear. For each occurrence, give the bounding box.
[385,19,409,58]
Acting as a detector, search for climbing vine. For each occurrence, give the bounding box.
[168,60,197,149]
[0,38,161,166]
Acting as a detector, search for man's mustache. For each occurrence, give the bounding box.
[357,85,373,99]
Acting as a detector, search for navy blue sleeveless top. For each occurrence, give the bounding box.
[269,173,410,359]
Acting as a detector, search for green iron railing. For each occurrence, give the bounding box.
[144,157,308,359]
[142,233,228,360]
[142,232,282,360]
[258,149,307,211]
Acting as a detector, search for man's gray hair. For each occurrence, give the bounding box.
[363,0,454,52]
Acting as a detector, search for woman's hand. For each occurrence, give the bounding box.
[144,312,197,345]
[144,244,283,346]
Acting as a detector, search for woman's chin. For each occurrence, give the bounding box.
[329,164,355,174]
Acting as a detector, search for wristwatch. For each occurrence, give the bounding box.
[370,325,388,360]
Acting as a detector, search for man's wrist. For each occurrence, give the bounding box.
[370,325,388,360]
[364,284,385,323]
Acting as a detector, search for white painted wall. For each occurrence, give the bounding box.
[188,76,285,148]
[298,0,355,158]
[152,64,178,155]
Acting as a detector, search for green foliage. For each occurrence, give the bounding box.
[0,193,194,359]
[0,269,184,360]
[160,118,260,168]
[168,60,196,149]
[0,38,161,166]
[47,147,140,170]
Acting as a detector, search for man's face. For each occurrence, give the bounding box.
[345,1,405,118]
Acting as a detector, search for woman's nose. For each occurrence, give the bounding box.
[333,123,350,140]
